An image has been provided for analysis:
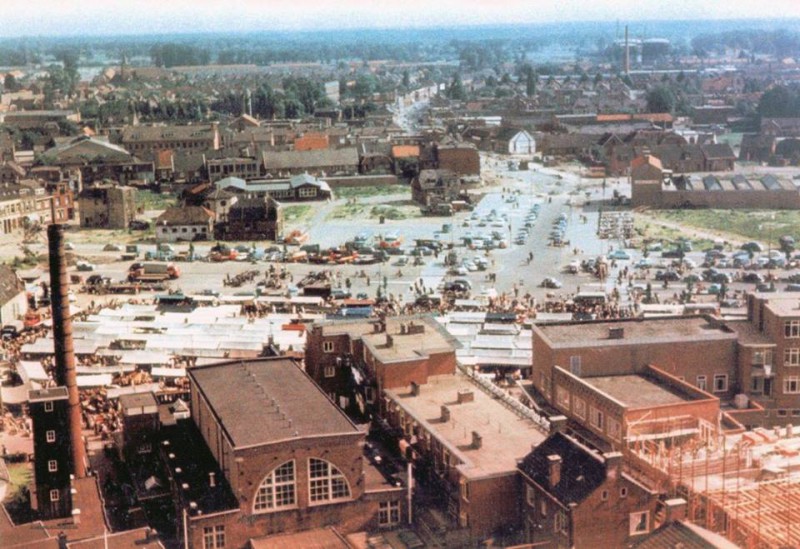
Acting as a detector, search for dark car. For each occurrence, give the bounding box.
[661,249,684,258]
[742,272,764,284]
[655,270,680,281]
[443,281,470,293]
[129,219,150,230]
[1,324,19,339]
[331,289,352,300]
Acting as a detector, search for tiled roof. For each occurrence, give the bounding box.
[518,432,607,506]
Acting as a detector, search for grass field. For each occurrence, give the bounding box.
[4,463,32,503]
[642,209,800,248]
[334,185,410,199]
[135,190,178,211]
[283,205,313,223]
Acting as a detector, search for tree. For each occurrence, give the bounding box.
[3,73,17,92]
[446,73,466,101]
[646,86,676,113]
[758,85,800,119]
[526,70,537,97]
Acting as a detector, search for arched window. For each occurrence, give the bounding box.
[254,460,296,512]
[308,458,351,504]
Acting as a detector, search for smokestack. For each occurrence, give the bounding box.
[48,224,87,479]
[624,26,630,75]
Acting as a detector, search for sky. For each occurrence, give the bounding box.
[3,0,800,37]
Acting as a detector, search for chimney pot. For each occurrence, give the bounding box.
[441,405,451,422]
[410,381,420,396]
[472,431,482,449]
[664,498,687,524]
[547,454,562,488]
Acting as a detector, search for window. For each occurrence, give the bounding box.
[629,511,649,536]
[607,418,622,441]
[569,355,582,376]
[48,460,58,472]
[696,375,708,391]
[786,320,800,338]
[713,374,728,393]
[44,401,53,412]
[754,349,774,366]
[298,187,317,198]
[590,407,604,432]
[554,510,568,534]
[50,489,60,502]
[556,386,570,410]
[324,365,335,378]
[786,348,800,367]
[460,479,469,501]
[539,499,547,517]
[573,397,586,419]
[751,377,764,394]
[601,490,609,501]
[778,409,788,417]
[308,458,351,504]
[254,461,296,512]
[365,386,375,404]
[784,376,800,394]
[526,484,536,507]
[379,500,401,526]
[323,341,334,353]
[620,487,628,498]
[46,430,56,443]
[203,525,225,549]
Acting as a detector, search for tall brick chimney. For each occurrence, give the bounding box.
[48,224,87,479]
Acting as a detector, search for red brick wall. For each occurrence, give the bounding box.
[437,147,480,176]
[462,474,521,538]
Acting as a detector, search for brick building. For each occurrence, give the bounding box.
[305,316,459,417]
[78,184,137,229]
[215,196,283,241]
[411,169,462,207]
[518,430,659,548]
[185,358,405,549]
[120,124,220,157]
[550,365,721,448]
[28,387,73,519]
[383,373,549,543]
[532,316,739,404]
[435,143,480,176]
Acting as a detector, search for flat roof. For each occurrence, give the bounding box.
[320,315,458,362]
[189,358,359,448]
[385,374,547,479]
[249,527,350,549]
[759,293,800,317]
[583,374,691,408]
[28,386,68,402]
[536,316,734,348]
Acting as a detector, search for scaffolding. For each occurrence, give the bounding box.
[626,426,800,549]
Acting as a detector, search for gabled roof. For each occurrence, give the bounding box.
[632,521,738,549]
[156,206,214,226]
[701,143,736,160]
[262,147,358,171]
[518,431,607,506]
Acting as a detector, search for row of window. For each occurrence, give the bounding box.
[159,226,208,234]
[555,388,622,442]
[253,458,351,513]
[525,485,647,536]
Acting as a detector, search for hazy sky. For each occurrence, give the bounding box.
[3,0,800,37]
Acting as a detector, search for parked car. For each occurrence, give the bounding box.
[655,270,680,281]
[741,241,763,252]
[540,277,562,289]
[608,249,631,260]
[129,219,150,230]
[76,261,95,272]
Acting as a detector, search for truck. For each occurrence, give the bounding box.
[128,262,180,282]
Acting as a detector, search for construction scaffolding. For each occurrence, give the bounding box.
[626,426,800,549]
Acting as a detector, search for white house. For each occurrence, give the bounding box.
[155,206,215,242]
[497,128,536,155]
